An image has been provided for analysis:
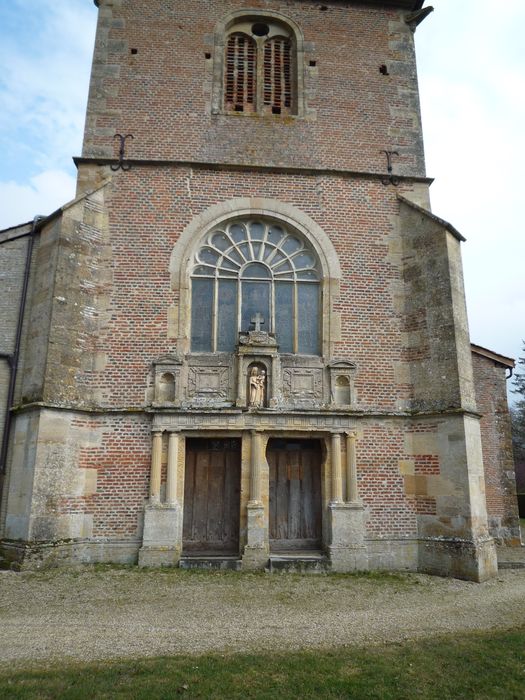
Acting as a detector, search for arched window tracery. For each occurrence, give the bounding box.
[190,219,320,355]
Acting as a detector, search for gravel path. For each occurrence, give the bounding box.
[0,567,524,668]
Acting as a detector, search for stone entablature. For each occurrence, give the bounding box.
[152,411,360,433]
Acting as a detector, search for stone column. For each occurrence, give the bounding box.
[243,430,269,570]
[249,430,262,504]
[149,431,163,504]
[346,431,359,503]
[166,432,179,506]
[331,433,343,503]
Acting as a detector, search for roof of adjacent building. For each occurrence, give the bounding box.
[471,344,515,369]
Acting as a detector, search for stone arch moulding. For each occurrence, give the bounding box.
[210,9,307,117]
[169,197,342,358]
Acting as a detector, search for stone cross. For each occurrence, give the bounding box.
[251,313,265,332]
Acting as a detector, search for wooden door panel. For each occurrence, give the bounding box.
[183,439,241,554]
[268,439,322,551]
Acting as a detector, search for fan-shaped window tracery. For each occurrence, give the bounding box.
[191,219,320,354]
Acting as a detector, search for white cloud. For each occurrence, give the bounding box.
[0,0,96,175]
[0,170,77,229]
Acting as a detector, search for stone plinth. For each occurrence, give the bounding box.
[138,504,182,567]
[242,502,269,570]
[419,536,498,582]
[328,502,368,573]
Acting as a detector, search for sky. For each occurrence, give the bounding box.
[0,0,523,397]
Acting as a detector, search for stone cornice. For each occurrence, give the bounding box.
[74,157,432,185]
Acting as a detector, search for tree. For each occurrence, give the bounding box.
[511,341,525,475]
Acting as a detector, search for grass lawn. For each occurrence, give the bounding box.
[1,628,524,699]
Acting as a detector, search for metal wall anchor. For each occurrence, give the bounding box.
[380,150,400,186]
[111,133,134,171]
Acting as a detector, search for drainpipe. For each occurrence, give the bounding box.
[0,216,43,475]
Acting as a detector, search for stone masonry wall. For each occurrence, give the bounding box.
[472,352,520,544]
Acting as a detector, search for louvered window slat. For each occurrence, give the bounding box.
[263,37,292,112]
[225,33,256,112]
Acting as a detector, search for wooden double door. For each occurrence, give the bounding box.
[182,436,323,556]
[268,438,323,551]
[182,438,241,555]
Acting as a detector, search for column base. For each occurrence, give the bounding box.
[138,503,182,568]
[328,502,368,573]
[242,502,269,570]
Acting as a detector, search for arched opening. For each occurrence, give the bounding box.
[157,372,175,403]
[334,375,351,406]
[190,218,321,354]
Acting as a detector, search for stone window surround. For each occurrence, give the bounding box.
[170,197,342,360]
[210,9,307,118]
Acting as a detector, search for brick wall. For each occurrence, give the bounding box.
[472,351,520,543]
[83,0,425,177]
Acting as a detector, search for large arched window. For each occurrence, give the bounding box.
[191,219,320,354]
[223,19,295,115]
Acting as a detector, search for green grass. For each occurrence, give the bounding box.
[1,629,524,699]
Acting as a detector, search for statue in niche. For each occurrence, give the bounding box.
[249,366,266,408]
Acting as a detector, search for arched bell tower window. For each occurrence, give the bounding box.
[190,219,320,354]
[222,18,296,115]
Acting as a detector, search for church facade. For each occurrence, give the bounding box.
[0,0,520,579]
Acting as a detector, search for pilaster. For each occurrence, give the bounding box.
[138,430,183,567]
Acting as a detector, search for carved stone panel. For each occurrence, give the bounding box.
[282,367,323,408]
[187,367,230,404]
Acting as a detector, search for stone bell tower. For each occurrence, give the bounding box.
[0,0,498,580]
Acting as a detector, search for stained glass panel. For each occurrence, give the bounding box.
[241,262,271,279]
[191,278,213,352]
[241,281,270,333]
[297,283,319,354]
[217,279,238,351]
[275,282,294,352]
[250,222,265,240]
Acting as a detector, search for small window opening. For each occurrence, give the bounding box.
[309,60,317,67]
[130,48,138,55]
[205,52,211,59]
[320,6,328,11]
[234,105,244,112]
[379,64,389,76]
[272,106,281,115]
[252,22,270,37]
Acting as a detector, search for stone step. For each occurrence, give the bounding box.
[497,561,525,570]
[179,556,242,571]
[268,553,330,574]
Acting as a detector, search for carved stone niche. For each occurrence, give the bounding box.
[152,355,182,407]
[237,330,281,409]
[328,360,357,409]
